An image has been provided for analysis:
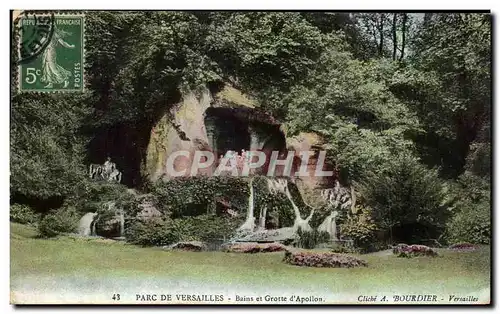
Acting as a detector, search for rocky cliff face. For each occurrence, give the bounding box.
[143,84,335,193]
[144,88,213,181]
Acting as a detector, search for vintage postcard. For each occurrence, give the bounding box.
[10,10,492,305]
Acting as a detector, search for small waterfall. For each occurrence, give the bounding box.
[318,210,339,240]
[331,215,337,241]
[257,205,267,230]
[78,212,98,236]
[119,210,125,237]
[268,178,313,232]
[237,178,256,232]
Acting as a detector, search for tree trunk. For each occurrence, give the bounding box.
[400,13,408,61]
[392,13,397,60]
[378,14,385,56]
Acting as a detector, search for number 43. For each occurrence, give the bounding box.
[112,294,121,301]
[25,68,41,84]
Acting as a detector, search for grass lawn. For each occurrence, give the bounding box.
[10,223,491,304]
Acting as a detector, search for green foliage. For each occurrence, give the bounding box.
[152,176,249,217]
[444,172,490,244]
[359,155,449,243]
[125,214,239,247]
[38,206,80,238]
[286,56,419,135]
[446,206,490,245]
[323,120,416,181]
[278,49,420,182]
[10,94,90,200]
[152,175,299,228]
[125,218,178,247]
[206,12,325,92]
[465,141,491,178]
[295,228,331,249]
[329,244,355,254]
[340,206,379,252]
[64,180,138,215]
[85,12,219,126]
[10,204,40,225]
[169,215,240,242]
[390,13,490,177]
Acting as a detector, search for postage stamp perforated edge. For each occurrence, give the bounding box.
[12,10,86,94]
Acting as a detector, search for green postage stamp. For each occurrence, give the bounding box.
[15,12,84,92]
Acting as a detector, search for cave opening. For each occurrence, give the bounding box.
[86,88,182,189]
[204,107,288,175]
[204,107,252,158]
[87,123,149,188]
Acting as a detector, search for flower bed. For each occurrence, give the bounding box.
[393,244,438,258]
[224,242,288,253]
[283,250,367,268]
[448,242,478,251]
[166,241,206,252]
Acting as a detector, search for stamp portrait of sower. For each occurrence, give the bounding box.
[39,26,75,88]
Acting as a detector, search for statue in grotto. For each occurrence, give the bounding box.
[89,163,104,180]
[108,168,122,183]
[103,157,116,176]
[88,157,122,183]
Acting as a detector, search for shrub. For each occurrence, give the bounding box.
[330,243,356,254]
[10,203,40,225]
[295,228,331,249]
[445,204,490,245]
[38,206,80,237]
[125,218,178,247]
[152,176,249,217]
[444,173,490,245]
[224,242,287,253]
[125,214,240,247]
[283,250,367,268]
[392,244,438,258]
[64,180,139,215]
[151,176,297,229]
[359,155,449,244]
[340,206,379,253]
[171,215,241,242]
